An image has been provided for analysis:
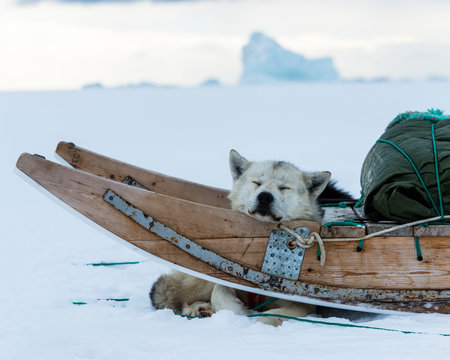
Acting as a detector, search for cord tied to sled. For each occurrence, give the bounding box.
[279,215,450,266]
[278,224,326,266]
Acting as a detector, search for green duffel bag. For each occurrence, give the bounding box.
[361,109,450,223]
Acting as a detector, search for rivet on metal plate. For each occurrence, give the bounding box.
[261,227,310,280]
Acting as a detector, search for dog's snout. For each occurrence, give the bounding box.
[257,191,274,204]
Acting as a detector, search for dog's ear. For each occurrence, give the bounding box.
[229,150,250,180]
[303,171,331,200]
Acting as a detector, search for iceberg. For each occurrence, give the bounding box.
[241,32,339,84]
[200,78,221,87]
[82,83,104,90]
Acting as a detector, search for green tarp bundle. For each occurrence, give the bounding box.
[361,109,450,223]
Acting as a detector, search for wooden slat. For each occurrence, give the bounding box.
[320,226,366,239]
[133,237,267,272]
[366,223,413,237]
[299,237,449,289]
[415,225,450,237]
[56,141,231,209]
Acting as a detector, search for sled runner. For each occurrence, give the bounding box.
[16,142,450,315]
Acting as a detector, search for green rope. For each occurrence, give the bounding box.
[354,195,364,208]
[431,123,445,220]
[414,237,423,261]
[377,139,440,216]
[72,298,129,305]
[356,239,365,252]
[416,221,450,227]
[320,202,348,208]
[388,109,448,129]
[252,297,278,311]
[322,220,366,228]
[322,220,366,252]
[176,313,449,336]
[86,261,140,267]
[177,314,199,319]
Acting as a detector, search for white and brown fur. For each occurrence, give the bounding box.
[150,150,351,326]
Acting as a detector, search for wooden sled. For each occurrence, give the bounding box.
[15,142,450,315]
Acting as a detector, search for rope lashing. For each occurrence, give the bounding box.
[279,224,326,266]
[378,117,447,220]
[377,138,441,217]
[323,220,367,252]
[279,215,450,266]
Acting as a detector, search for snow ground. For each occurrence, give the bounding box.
[1,83,449,359]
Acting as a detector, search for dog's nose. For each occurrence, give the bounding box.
[257,191,274,205]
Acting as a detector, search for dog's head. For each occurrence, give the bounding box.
[228,150,330,222]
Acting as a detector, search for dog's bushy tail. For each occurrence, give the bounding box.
[149,274,183,313]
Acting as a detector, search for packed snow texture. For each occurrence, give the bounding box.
[1,83,449,360]
[241,32,339,84]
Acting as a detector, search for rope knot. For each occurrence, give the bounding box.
[278,224,326,266]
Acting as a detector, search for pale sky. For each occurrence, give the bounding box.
[1,0,450,90]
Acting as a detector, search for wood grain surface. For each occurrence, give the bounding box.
[56,141,232,208]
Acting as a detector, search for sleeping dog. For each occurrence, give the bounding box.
[150,150,351,326]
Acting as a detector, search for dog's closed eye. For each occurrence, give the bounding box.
[253,181,262,187]
[278,185,290,191]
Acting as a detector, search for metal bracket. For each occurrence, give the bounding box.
[262,227,309,280]
[122,176,147,190]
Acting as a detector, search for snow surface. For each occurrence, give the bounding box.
[241,33,338,84]
[1,83,450,359]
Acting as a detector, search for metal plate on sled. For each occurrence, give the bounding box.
[122,176,147,190]
[261,227,310,280]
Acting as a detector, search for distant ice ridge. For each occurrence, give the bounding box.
[200,78,221,87]
[82,81,176,90]
[241,32,339,84]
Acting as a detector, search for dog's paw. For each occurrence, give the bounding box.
[196,303,215,318]
[182,302,215,318]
